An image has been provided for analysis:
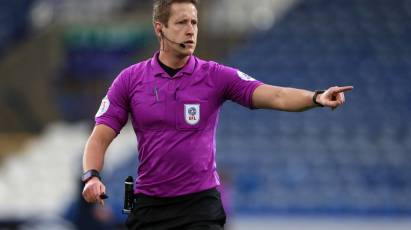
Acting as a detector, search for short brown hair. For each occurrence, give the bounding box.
[153,0,199,26]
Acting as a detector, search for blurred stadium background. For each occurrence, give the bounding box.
[1,0,410,229]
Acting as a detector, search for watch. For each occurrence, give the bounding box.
[82,169,101,183]
[313,90,325,107]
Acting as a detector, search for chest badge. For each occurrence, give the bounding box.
[184,104,200,125]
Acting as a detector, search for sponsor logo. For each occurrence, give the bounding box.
[237,70,256,81]
[95,96,110,117]
[184,104,200,125]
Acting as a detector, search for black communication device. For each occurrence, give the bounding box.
[123,176,134,214]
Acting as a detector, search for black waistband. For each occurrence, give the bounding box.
[134,187,219,207]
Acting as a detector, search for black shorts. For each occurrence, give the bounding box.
[125,188,226,230]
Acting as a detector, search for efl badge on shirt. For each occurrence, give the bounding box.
[184,104,200,125]
[95,96,110,117]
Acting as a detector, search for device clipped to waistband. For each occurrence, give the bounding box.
[123,176,134,214]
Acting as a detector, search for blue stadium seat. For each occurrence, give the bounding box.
[218,0,411,216]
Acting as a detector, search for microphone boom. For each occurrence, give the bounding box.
[161,31,186,49]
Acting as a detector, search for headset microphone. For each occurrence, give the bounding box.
[160,31,186,48]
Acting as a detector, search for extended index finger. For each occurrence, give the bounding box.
[334,86,354,93]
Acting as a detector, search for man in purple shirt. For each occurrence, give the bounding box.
[82,0,353,229]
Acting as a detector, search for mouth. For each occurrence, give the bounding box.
[184,40,195,46]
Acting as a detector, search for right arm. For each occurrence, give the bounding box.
[82,124,116,204]
[82,67,131,204]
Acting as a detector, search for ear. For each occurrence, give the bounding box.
[154,21,163,37]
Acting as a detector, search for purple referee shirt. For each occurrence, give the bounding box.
[95,52,263,197]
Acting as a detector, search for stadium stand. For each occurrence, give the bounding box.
[0,0,33,55]
[216,0,411,215]
[55,24,153,121]
[1,0,411,228]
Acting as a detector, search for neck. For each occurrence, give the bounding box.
[159,50,190,69]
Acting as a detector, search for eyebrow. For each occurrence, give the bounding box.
[175,16,198,21]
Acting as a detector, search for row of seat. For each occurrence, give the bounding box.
[217,0,411,215]
[0,1,32,55]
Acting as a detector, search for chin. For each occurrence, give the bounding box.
[187,47,196,55]
[186,49,195,55]
[177,49,194,57]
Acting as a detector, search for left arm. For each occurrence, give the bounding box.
[252,84,353,112]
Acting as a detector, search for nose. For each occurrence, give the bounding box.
[186,24,195,36]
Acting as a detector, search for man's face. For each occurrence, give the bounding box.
[162,3,198,55]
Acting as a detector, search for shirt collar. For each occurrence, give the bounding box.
[150,51,196,78]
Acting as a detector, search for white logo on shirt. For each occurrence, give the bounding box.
[95,96,110,117]
[237,70,256,81]
[184,104,200,125]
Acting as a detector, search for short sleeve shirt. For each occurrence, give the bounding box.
[95,52,263,197]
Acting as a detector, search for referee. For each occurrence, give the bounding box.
[81,0,353,229]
